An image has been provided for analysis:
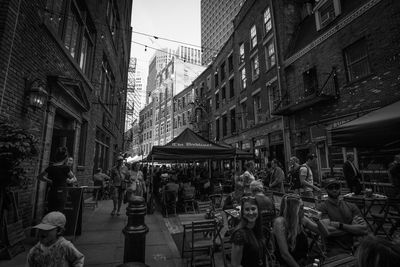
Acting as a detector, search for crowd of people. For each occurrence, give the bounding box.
[30,149,400,267]
[229,176,399,267]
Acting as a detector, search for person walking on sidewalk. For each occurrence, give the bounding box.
[110,156,130,216]
[27,211,84,267]
[269,159,285,193]
[299,154,321,198]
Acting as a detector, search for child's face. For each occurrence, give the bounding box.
[38,228,58,246]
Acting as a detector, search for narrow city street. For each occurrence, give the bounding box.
[0,200,182,267]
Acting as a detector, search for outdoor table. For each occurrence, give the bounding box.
[305,253,356,267]
[343,193,387,227]
[223,208,240,229]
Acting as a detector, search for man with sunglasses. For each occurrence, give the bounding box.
[316,178,368,257]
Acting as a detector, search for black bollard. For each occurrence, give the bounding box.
[123,195,149,264]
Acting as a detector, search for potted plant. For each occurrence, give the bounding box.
[0,118,38,258]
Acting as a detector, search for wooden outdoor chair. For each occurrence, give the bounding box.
[183,186,197,213]
[371,198,400,240]
[196,200,212,213]
[221,237,232,267]
[182,220,217,266]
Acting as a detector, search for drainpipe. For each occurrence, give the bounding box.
[0,0,22,113]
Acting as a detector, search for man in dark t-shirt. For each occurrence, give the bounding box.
[317,178,368,256]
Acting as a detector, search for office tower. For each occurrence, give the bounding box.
[201,0,245,65]
[146,48,174,104]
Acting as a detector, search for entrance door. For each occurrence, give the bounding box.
[50,129,75,164]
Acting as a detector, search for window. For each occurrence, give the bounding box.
[182,113,186,125]
[214,70,219,87]
[45,0,94,77]
[207,75,211,90]
[220,62,226,81]
[100,57,115,108]
[344,38,370,82]
[251,55,260,80]
[221,86,226,102]
[264,7,272,34]
[303,67,318,96]
[240,68,247,90]
[222,115,227,136]
[215,92,220,109]
[250,25,257,49]
[265,41,276,70]
[94,129,110,172]
[228,54,233,73]
[240,102,247,129]
[315,0,341,30]
[239,43,245,64]
[253,94,262,124]
[216,118,220,141]
[229,78,235,98]
[78,120,88,166]
[230,108,236,134]
[268,82,280,116]
[166,120,170,132]
[107,0,119,43]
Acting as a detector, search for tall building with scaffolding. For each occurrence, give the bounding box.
[126,58,144,131]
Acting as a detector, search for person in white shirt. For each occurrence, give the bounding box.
[299,154,321,198]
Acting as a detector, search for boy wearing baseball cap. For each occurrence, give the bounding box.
[27,211,84,267]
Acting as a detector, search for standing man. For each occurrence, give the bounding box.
[388,154,400,198]
[343,154,362,195]
[269,159,285,193]
[317,178,368,256]
[110,156,130,216]
[299,154,321,197]
[92,168,110,201]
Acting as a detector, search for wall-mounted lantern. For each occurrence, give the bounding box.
[25,78,48,110]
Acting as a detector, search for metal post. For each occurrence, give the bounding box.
[123,195,149,264]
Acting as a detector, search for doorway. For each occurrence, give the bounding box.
[49,113,75,164]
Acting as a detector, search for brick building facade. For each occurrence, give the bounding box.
[274,0,400,181]
[0,0,132,229]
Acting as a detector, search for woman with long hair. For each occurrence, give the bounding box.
[272,193,324,267]
[231,196,267,267]
[356,235,400,267]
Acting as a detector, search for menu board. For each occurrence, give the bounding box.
[63,187,83,238]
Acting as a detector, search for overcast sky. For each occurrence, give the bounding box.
[130,0,201,79]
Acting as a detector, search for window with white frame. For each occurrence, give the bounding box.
[253,93,262,124]
[45,0,94,76]
[240,102,247,129]
[314,0,341,31]
[264,7,272,35]
[265,40,276,71]
[106,0,119,43]
[230,108,236,134]
[344,38,371,82]
[251,55,260,80]
[250,25,257,49]
[241,68,247,90]
[239,43,245,64]
[99,57,115,110]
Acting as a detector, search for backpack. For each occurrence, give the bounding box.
[290,165,309,189]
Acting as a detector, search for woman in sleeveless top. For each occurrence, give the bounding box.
[230,196,267,267]
[272,194,326,267]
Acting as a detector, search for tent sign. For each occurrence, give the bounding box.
[172,142,212,147]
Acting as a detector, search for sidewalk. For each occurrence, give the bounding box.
[0,199,183,267]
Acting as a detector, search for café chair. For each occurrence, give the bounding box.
[371,197,400,240]
[197,200,213,214]
[183,186,197,213]
[182,220,218,266]
[209,193,223,211]
[221,237,232,267]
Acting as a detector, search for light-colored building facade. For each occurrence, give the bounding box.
[176,45,202,65]
[146,49,175,104]
[173,84,195,137]
[201,0,245,65]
